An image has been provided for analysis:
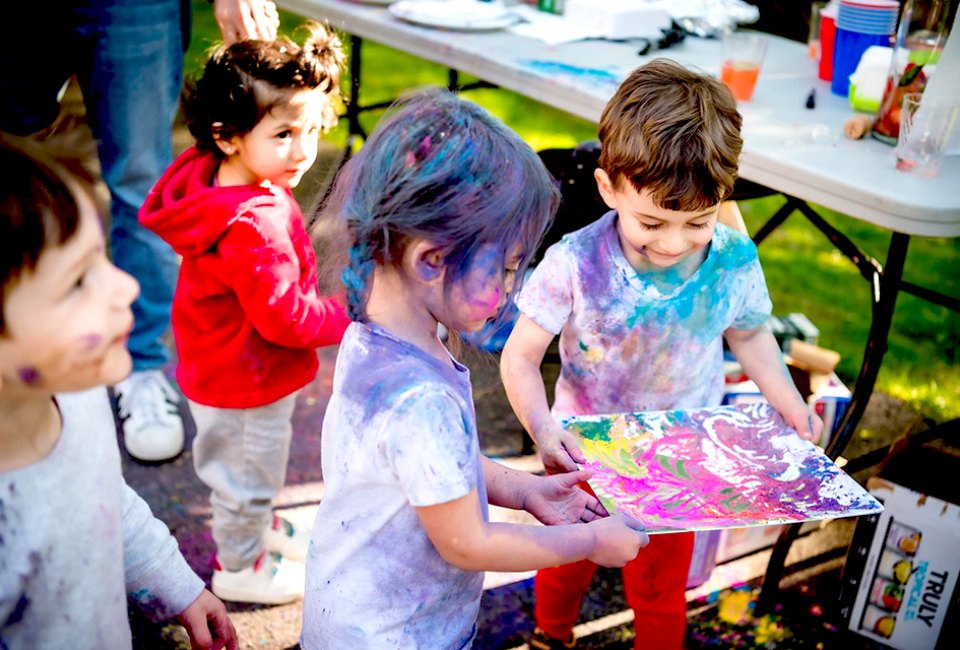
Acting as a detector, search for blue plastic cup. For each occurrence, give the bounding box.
[831,27,891,96]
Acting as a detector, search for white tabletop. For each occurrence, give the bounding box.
[281,0,960,237]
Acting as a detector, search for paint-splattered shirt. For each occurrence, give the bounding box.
[0,388,204,649]
[517,212,772,419]
[302,323,488,650]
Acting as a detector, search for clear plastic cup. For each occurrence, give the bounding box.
[895,93,960,177]
[720,31,768,102]
[809,1,828,59]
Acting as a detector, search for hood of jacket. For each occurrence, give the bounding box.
[139,146,278,257]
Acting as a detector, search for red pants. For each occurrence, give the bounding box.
[534,531,695,650]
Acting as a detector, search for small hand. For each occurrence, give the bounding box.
[586,515,649,567]
[782,403,824,443]
[176,589,238,650]
[534,424,586,474]
[522,470,608,525]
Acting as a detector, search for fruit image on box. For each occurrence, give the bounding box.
[842,478,960,650]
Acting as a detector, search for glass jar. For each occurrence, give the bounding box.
[871,0,957,144]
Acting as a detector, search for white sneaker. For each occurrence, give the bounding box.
[114,369,184,462]
[263,514,311,562]
[212,551,305,605]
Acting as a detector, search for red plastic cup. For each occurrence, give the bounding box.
[819,13,836,81]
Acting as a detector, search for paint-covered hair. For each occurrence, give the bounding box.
[321,89,559,322]
[0,133,94,333]
[183,21,345,155]
[599,58,743,210]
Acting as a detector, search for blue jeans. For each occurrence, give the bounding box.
[2,0,184,370]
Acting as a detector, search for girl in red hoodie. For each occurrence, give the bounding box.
[139,22,350,606]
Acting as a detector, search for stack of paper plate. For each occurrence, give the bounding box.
[389,0,520,31]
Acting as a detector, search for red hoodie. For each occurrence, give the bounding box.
[140,147,350,408]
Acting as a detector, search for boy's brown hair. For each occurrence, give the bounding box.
[598,58,742,211]
[0,133,95,332]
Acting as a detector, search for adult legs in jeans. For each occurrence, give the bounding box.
[3,1,182,366]
[73,0,182,372]
[71,0,185,461]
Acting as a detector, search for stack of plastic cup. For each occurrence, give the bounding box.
[832,0,900,97]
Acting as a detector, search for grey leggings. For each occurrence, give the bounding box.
[190,393,297,571]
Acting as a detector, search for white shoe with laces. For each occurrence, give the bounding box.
[114,369,184,462]
[263,514,311,562]
[212,551,305,605]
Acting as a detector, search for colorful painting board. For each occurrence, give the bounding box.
[565,402,883,533]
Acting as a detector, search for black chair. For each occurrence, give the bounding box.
[536,142,779,264]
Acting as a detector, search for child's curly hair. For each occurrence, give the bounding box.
[182,21,345,155]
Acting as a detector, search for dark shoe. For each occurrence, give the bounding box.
[528,627,577,650]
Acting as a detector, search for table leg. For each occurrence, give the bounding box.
[345,34,366,157]
[756,228,910,614]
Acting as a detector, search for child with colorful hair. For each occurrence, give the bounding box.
[501,59,821,649]
[300,89,650,649]
[139,22,351,605]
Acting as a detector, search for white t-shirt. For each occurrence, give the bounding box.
[302,323,488,650]
[516,212,772,418]
[0,388,203,649]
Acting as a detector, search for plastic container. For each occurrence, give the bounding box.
[832,27,892,96]
[848,45,895,111]
[872,0,957,143]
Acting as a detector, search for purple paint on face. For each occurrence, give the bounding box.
[79,333,102,352]
[17,367,41,385]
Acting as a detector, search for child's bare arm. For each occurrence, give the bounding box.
[176,590,238,650]
[482,457,606,525]
[416,490,647,572]
[725,324,823,441]
[501,315,584,472]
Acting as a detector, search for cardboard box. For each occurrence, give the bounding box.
[839,478,960,650]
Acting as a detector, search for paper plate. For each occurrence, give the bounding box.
[389,0,520,31]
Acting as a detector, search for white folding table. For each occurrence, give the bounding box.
[280,0,960,609]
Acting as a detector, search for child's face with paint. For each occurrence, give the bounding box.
[217,88,326,189]
[596,170,719,271]
[443,244,521,333]
[0,189,140,393]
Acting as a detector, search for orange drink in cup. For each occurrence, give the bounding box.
[721,31,768,102]
[720,61,762,101]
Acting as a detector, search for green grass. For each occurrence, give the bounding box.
[187,2,960,421]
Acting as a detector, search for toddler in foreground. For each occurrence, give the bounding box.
[501,59,822,649]
[0,135,236,649]
[300,90,649,649]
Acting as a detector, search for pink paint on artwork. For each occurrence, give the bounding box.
[565,402,882,533]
